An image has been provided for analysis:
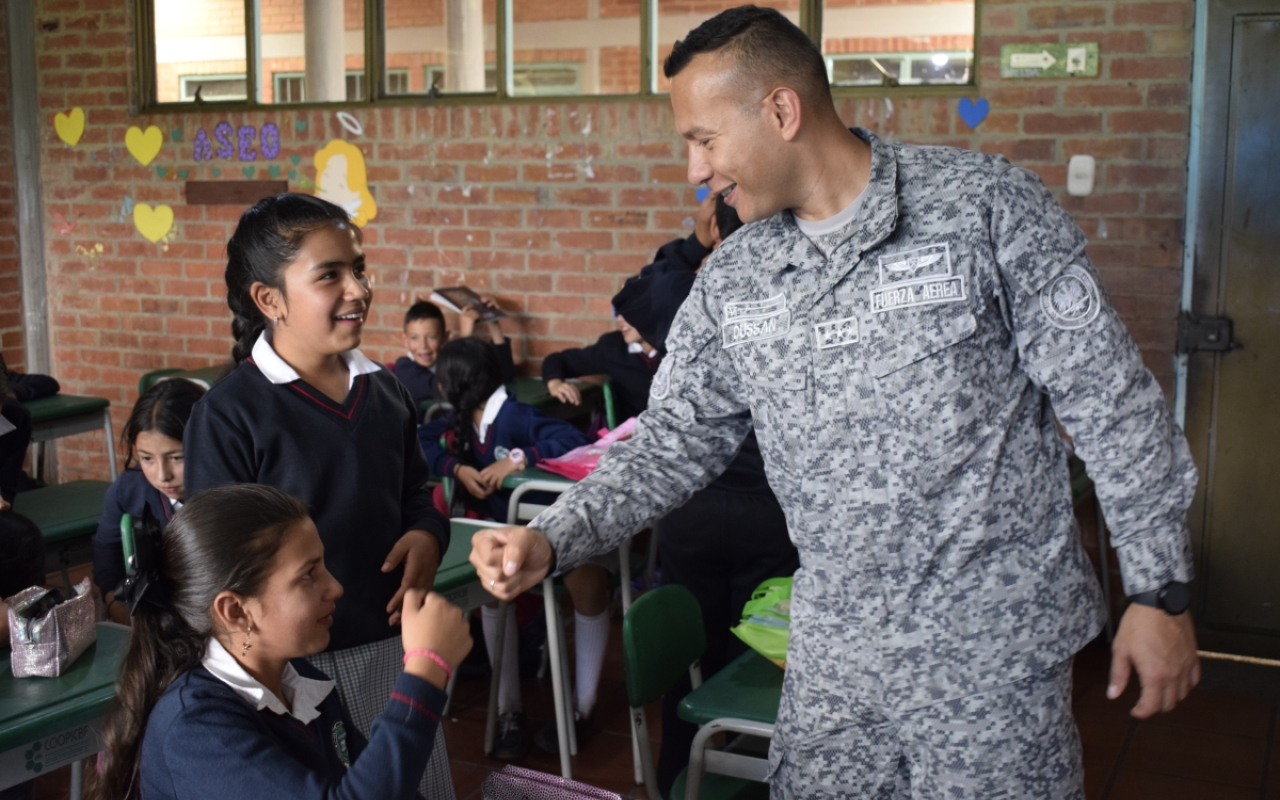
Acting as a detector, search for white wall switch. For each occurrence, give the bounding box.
[1067,154,1096,196]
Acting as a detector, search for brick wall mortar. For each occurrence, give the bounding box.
[26,0,1192,479]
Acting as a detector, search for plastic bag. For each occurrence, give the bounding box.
[538,416,637,481]
[730,577,791,669]
[481,765,621,800]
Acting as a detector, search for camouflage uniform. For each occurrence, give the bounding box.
[530,128,1197,796]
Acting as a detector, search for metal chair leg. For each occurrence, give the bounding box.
[543,578,573,778]
[483,601,509,756]
[618,538,644,784]
[631,706,661,800]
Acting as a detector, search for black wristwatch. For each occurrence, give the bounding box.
[1128,581,1191,616]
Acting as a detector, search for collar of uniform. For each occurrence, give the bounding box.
[251,332,382,390]
[201,638,335,724]
[474,384,509,445]
[626,342,657,358]
[772,127,900,273]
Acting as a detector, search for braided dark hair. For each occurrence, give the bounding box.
[225,193,358,364]
[435,338,504,458]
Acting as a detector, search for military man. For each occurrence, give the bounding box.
[472,6,1200,797]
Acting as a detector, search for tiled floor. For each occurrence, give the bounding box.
[27,588,1280,800]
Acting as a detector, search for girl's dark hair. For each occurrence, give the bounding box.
[90,484,310,800]
[122,379,207,468]
[435,337,504,457]
[225,193,358,364]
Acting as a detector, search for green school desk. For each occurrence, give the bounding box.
[0,622,129,800]
[13,481,112,593]
[434,518,502,614]
[24,395,117,482]
[508,377,602,425]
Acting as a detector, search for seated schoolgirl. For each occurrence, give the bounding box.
[418,338,605,759]
[88,483,472,800]
[92,378,206,624]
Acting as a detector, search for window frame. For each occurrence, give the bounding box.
[134,0,980,112]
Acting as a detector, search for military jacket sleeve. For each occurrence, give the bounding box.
[990,166,1197,595]
[529,275,753,572]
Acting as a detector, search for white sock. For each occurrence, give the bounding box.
[481,604,522,715]
[573,609,610,719]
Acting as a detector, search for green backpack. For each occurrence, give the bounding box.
[730,577,792,668]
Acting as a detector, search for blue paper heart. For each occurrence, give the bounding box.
[957,98,989,130]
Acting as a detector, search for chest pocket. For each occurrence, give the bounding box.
[867,308,997,463]
[732,335,809,479]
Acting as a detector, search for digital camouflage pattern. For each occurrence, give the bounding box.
[530,128,1196,791]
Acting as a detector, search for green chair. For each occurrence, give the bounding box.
[13,480,111,592]
[624,585,773,800]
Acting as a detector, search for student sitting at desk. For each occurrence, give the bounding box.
[391,298,515,421]
[418,338,599,759]
[541,276,662,424]
[92,379,206,624]
[88,484,472,800]
[0,353,60,502]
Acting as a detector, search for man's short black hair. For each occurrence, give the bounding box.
[404,300,446,330]
[663,5,830,106]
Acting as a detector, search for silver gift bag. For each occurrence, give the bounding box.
[7,579,97,678]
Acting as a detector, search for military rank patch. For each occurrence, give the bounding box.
[815,316,860,349]
[652,357,673,400]
[722,293,790,347]
[332,721,351,768]
[871,243,967,313]
[1040,264,1100,330]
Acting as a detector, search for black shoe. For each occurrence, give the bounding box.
[491,712,529,761]
[533,714,592,755]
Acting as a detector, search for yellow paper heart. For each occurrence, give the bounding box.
[54,108,85,146]
[125,125,163,166]
[133,203,174,243]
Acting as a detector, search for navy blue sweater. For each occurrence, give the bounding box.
[419,399,589,522]
[140,659,445,800]
[392,340,515,422]
[91,469,175,595]
[184,363,449,651]
[540,332,661,424]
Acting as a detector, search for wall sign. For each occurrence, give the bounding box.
[193,122,281,162]
[1000,43,1099,78]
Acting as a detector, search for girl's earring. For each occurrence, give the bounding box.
[241,625,253,657]
[272,316,280,327]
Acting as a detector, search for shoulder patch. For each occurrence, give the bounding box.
[651,357,673,401]
[332,721,351,768]
[1040,264,1100,330]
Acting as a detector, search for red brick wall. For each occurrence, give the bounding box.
[0,9,24,370]
[32,0,1191,479]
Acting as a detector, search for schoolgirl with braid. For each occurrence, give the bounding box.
[182,193,457,798]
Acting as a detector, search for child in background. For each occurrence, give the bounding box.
[541,276,662,424]
[392,297,515,421]
[0,352,61,501]
[184,193,455,799]
[418,338,605,759]
[93,379,206,624]
[88,484,472,800]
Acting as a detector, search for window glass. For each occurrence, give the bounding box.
[154,0,248,103]
[822,0,974,87]
[258,0,366,103]
[656,0,796,93]
[510,0,640,96]
[385,0,495,94]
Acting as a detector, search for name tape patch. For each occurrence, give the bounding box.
[815,316,860,349]
[870,276,966,313]
[723,310,790,347]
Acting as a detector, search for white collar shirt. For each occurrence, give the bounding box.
[201,638,335,724]
[251,332,382,390]
[473,384,509,445]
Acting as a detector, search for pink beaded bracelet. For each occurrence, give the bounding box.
[403,649,452,685]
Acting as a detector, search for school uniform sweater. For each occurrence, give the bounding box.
[392,340,516,422]
[184,361,449,652]
[419,397,590,522]
[91,469,175,595]
[540,331,661,424]
[139,659,445,800]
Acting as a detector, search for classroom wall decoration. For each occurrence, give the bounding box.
[957,98,989,130]
[125,125,164,166]
[313,139,377,227]
[132,203,174,243]
[53,108,85,146]
[192,122,281,162]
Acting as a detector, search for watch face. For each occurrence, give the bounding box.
[1160,582,1192,614]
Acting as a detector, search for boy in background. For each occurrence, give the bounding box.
[392,298,515,421]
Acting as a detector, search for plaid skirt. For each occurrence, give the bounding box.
[309,636,455,800]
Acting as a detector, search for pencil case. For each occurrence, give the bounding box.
[7,579,97,678]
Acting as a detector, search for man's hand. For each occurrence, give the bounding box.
[469,526,555,601]
[694,192,717,249]
[1108,603,1200,717]
[383,530,442,625]
[546,379,581,405]
[478,457,522,491]
[455,464,493,498]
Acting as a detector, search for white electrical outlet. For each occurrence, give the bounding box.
[1067,155,1096,197]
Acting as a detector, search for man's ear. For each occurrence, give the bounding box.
[768,86,804,143]
[250,281,284,323]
